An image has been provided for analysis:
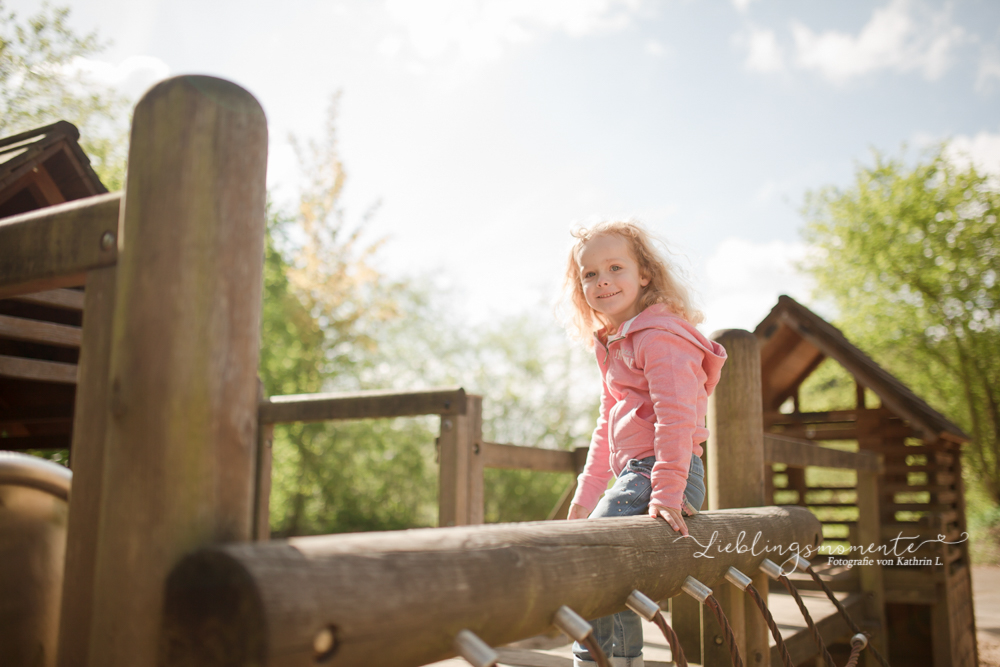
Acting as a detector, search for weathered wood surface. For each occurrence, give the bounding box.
[768,591,865,667]
[8,288,86,312]
[0,313,82,347]
[707,329,768,667]
[482,442,577,473]
[259,387,467,424]
[0,192,119,297]
[764,434,882,472]
[0,354,77,383]
[56,267,116,667]
[439,394,483,526]
[162,506,822,667]
[82,76,268,667]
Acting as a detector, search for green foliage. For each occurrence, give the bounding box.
[0,2,128,188]
[802,147,1000,508]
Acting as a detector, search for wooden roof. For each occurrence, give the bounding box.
[0,121,107,218]
[755,295,968,444]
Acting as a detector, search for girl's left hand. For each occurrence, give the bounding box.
[649,503,688,536]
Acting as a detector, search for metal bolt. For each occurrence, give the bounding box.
[313,625,337,661]
[100,231,115,250]
[714,635,724,645]
[442,419,453,431]
[473,443,480,454]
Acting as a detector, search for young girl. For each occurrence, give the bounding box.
[564,220,727,667]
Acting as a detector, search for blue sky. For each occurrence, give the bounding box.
[20,0,1000,334]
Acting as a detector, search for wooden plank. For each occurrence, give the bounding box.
[0,192,119,293]
[0,354,77,383]
[8,288,86,311]
[56,266,116,667]
[438,395,482,527]
[259,387,467,424]
[481,442,577,473]
[84,76,268,667]
[856,468,888,661]
[467,396,484,526]
[764,407,893,425]
[0,434,71,450]
[707,330,766,666]
[0,404,73,427]
[0,313,82,347]
[764,434,882,471]
[160,506,823,667]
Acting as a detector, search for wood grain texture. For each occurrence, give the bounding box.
[56,267,116,667]
[481,442,576,472]
[84,76,268,667]
[0,314,82,347]
[438,395,482,526]
[0,192,119,291]
[161,506,822,667]
[9,289,86,311]
[0,354,77,383]
[763,434,882,472]
[259,386,467,424]
[707,329,767,666]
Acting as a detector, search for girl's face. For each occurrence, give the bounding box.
[577,234,650,331]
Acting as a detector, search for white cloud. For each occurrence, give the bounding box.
[69,55,171,101]
[699,237,815,335]
[976,46,1000,93]
[790,0,965,84]
[946,129,1000,176]
[644,39,667,58]
[742,26,785,72]
[382,0,645,66]
[731,0,758,14]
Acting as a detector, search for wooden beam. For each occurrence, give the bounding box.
[0,354,77,384]
[259,387,467,424]
[9,288,86,311]
[84,76,268,667]
[764,434,882,472]
[438,394,482,527]
[481,442,577,473]
[0,404,73,427]
[0,314,82,347]
[0,192,119,295]
[161,506,823,667]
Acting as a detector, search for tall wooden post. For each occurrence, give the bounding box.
[439,394,483,526]
[80,76,268,667]
[706,329,768,667]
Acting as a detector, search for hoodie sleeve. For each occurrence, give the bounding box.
[571,377,615,513]
[633,329,707,511]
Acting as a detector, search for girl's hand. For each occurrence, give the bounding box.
[649,503,688,536]
[567,503,590,520]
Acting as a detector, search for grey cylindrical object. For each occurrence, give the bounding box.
[681,576,712,603]
[554,606,593,642]
[724,567,753,591]
[454,630,496,667]
[625,590,660,621]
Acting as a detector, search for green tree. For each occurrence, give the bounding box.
[802,148,1000,503]
[0,1,128,188]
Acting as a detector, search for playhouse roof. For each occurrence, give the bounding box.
[0,120,107,219]
[754,295,968,444]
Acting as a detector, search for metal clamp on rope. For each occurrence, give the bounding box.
[681,576,712,603]
[554,606,593,643]
[759,558,786,580]
[792,554,812,572]
[724,567,753,591]
[454,630,497,667]
[851,633,869,650]
[626,590,661,622]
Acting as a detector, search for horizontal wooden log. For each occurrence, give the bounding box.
[0,192,119,296]
[162,506,822,667]
[763,407,892,425]
[258,387,467,424]
[764,435,881,472]
[0,314,82,347]
[481,442,577,472]
[8,288,86,311]
[0,434,71,451]
[0,355,77,384]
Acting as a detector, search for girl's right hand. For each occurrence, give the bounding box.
[567,503,590,520]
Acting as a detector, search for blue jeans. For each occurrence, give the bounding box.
[573,454,706,666]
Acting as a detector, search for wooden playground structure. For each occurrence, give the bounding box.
[0,76,979,667]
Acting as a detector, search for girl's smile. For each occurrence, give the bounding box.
[577,234,649,330]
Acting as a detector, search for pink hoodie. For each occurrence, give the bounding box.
[571,304,728,513]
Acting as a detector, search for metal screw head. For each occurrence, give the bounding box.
[714,635,724,645]
[442,419,453,431]
[313,625,337,661]
[100,231,115,250]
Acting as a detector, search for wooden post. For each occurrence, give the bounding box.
[856,467,888,666]
[82,76,268,667]
[56,267,117,667]
[439,394,483,526]
[253,381,273,541]
[706,329,768,667]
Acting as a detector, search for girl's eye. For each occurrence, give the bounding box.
[611,265,621,271]
[582,271,595,279]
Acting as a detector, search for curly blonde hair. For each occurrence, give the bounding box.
[563,220,704,346]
